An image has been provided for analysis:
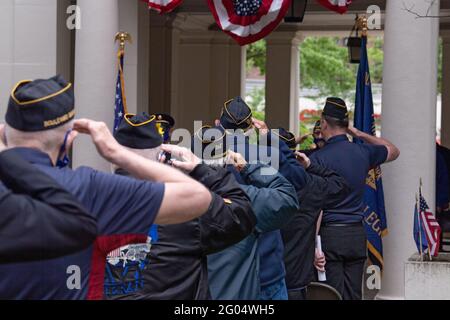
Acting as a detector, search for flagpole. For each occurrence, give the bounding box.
[416,192,423,261]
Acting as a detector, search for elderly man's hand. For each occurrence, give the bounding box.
[160,144,201,173]
[252,118,269,136]
[73,119,123,162]
[227,150,247,172]
[295,151,311,169]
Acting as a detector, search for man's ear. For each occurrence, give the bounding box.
[66,130,79,150]
[0,124,5,145]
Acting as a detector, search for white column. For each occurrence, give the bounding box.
[73,0,119,171]
[441,33,450,148]
[119,0,140,115]
[377,0,440,300]
[0,0,58,120]
[265,29,302,135]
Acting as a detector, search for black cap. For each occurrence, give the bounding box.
[154,113,175,143]
[6,75,75,132]
[274,127,297,150]
[114,113,163,149]
[322,97,349,121]
[220,97,253,131]
[192,125,227,160]
[154,113,175,128]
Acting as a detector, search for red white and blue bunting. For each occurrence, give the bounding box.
[316,0,352,14]
[207,0,292,46]
[142,0,183,14]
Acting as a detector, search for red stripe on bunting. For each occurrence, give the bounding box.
[141,0,184,14]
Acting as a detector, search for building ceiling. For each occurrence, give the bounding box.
[169,0,450,33]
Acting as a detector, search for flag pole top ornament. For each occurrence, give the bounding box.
[356,15,368,37]
[115,32,132,51]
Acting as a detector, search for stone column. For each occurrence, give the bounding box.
[377,0,440,300]
[170,27,245,132]
[441,32,450,148]
[265,28,302,134]
[73,0,119,171]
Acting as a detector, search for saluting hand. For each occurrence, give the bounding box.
[295,151,311,169]
[227,150,247,172]
[72,119,123,162]
[159,144,201,173]
[251,118,269,136]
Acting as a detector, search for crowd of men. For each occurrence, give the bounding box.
[0,75,399,300]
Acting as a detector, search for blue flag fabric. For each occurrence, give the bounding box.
[354,36,388,270]
[114,50,127,132]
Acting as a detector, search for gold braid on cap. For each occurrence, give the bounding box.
[123,113,156,127]
[327,100,347,109]
[272,130,295,143]
[222,99,253,132]
[11,80,73,106]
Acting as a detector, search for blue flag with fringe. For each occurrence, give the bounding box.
[354,36,388,271]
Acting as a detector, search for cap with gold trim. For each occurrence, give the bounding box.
[192,125,227,160]
[274,127,297,150]
[322,97,349,121]
[114,113,162,149]
[6,75,75,132]
[219,97,253,132]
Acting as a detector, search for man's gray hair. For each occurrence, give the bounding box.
[111,145,162,172]
[5,121,74,153]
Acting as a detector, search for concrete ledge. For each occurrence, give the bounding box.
[405,253,450,299]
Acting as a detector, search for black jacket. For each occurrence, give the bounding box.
[281,162,350,290]
[106,164,256,300]
[0,149,97,264]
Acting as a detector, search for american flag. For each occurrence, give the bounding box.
[414,193,442,257]
[207,0,292,46]
[114,49,127,132]
[316,0,352,14]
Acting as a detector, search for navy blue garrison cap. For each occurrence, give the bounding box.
[6,75,75,132]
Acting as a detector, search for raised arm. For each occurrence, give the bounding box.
[73,119,212,225]
[348,127,400,163]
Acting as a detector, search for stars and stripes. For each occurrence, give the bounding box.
[414,192,442,257]
[141,0,183,14]
[316,0,352,14]
[207,0,292,46]
[114,50,127,132]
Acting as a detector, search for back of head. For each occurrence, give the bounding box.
[5,75,75,153]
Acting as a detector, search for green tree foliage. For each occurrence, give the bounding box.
[246,36,386,99]
[300,37,357,99]
[246,40,266,74]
